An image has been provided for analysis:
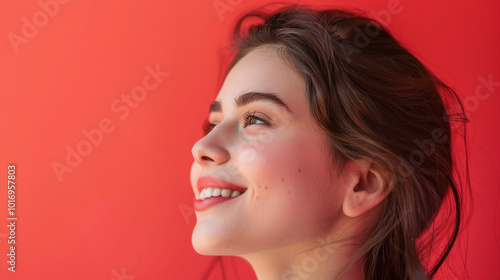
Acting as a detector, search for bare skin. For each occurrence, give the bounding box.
[190,45,390,280]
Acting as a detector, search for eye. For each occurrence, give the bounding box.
[202,119,216,135]
[242,111,270,128]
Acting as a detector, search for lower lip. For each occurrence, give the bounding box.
[193,196,240,211]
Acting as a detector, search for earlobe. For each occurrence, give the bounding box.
[342,160,392,218]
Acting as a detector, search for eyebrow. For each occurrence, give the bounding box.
[209,91,290,113]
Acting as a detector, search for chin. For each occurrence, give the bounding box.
[192,226,256,257]
[191,226,225,256]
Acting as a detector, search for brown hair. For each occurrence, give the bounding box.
[224,5,468,280]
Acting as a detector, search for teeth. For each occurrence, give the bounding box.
[198,188,244,200]
[231,190,241,197]
[212,188,221,197]
[221,189,231,197]
[205,187,214,197]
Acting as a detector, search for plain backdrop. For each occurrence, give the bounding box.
[0,0,499,279]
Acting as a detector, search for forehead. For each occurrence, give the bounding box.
[216,46,306,108]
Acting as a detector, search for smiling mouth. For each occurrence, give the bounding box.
[199,187,243,200]
[194,190,246,211]
[194,176,247,211]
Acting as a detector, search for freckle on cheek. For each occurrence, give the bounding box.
[298,168,301,173]
[265,186,268,190]
[281,178,285,182]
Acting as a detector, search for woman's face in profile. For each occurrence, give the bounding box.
[190,46,348,256]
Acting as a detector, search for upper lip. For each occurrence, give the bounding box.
[197,176,247,193]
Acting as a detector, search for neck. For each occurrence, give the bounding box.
[241,232,365,280]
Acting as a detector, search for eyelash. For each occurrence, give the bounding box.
[202,120,216,136]
[202,111,269,135]
[243,111,269,127]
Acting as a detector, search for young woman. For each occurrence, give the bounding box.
[189,5,468,280]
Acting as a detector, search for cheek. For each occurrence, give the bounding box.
[241,137,338,230]
[245,134,327,187]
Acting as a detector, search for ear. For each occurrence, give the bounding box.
[342,159,393,218]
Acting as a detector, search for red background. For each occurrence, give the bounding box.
[0,0,499,279]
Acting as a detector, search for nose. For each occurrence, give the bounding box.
[191,125,231,166]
